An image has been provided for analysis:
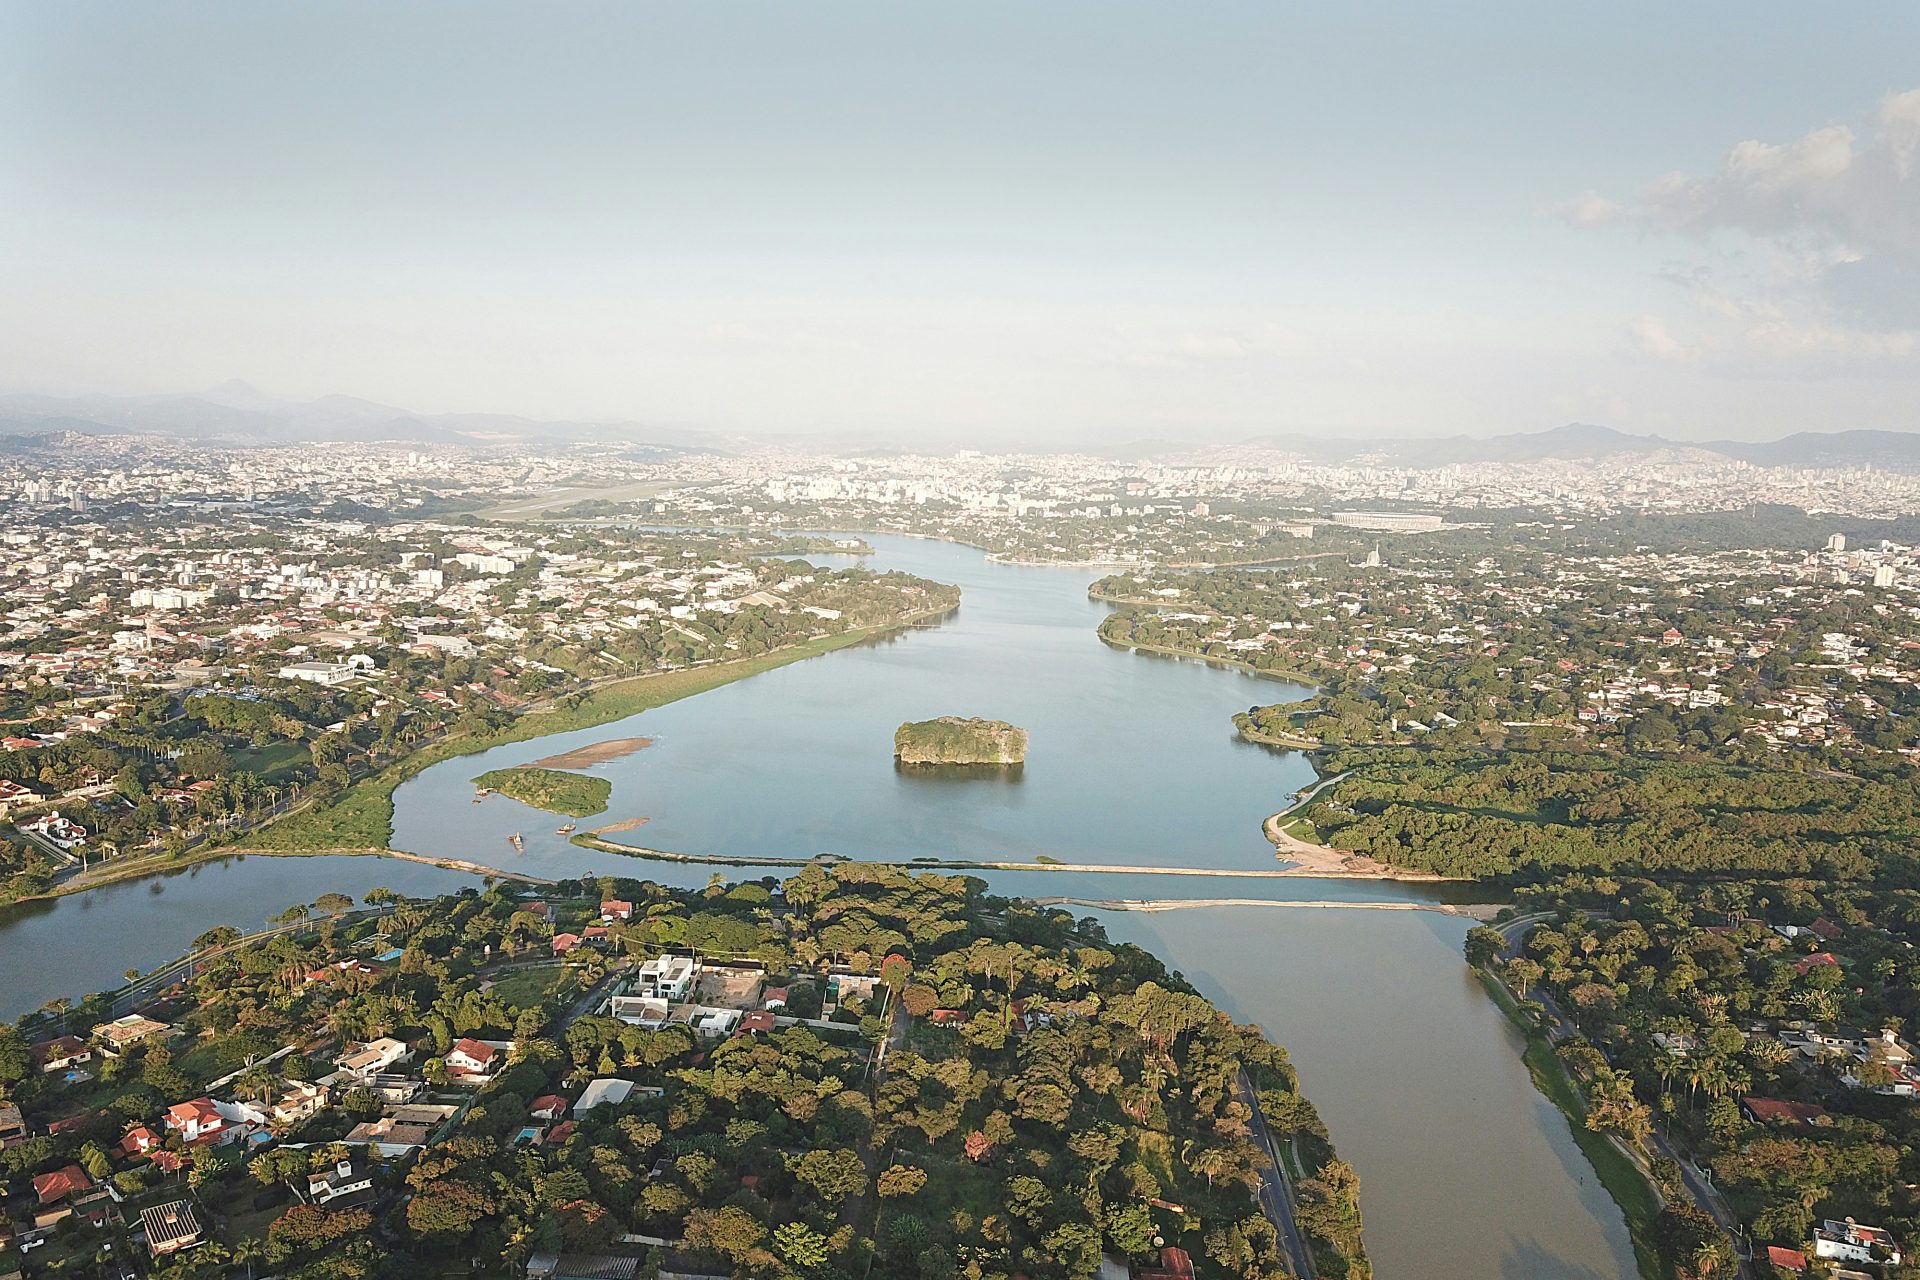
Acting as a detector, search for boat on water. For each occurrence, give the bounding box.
[507,832,525,851]
[554,822,577,835]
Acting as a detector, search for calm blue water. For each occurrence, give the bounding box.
[390,534,1322,874]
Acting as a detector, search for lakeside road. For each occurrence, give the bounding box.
[1238,1065,1316,1279]
[1030,895,1503,919]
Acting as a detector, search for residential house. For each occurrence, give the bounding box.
[1741,1097,1833,1128]
[29,1035,91,1074]
[164,1097,230,1146]
[305,1157,374,1208]
[17,810,87,851]
[446,1037,507,1080]
[600,899,633,920]
[529,1094,568,1122]
[1813,1218,1901,1265]
[331,1036,410,1081]
[32,1164,91,1206]
[119,1126,164,1160]
[93,1014,170,1053]
[576,1078,635,1113]
[633,955,697,1002]
[1765,1245,1807,1273]
[0,1103,26,1149]
[139,1202,203,1256]
[343,1104,457,1157]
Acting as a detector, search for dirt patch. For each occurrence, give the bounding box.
[528,737,653,769]
[591,817,651,834]
[1263,811,1437,878]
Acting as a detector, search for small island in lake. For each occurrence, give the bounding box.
[894,715,1029,765]
[472,765,612,817]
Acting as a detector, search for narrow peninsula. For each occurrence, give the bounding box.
[894,715,1029,766]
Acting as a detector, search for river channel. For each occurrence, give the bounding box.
[0,534,1638,1278]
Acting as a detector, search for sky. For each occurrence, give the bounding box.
[3,1,1918,445]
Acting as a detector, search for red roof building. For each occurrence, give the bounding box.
[33,1164,91,1205]
[1741,1096,1833,1128]
[1766,1245,1807,1272]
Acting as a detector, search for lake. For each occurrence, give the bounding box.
[0,533,1639,1279]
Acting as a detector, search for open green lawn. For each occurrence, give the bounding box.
[231,739,312,782]
[488,964,580,1010]
[473,767,611,818]
[1278,815,1325,844]
[247,620,933,853]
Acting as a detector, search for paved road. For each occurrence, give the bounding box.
[1494,916,1756,1279]
[1237,1066,1315,1279]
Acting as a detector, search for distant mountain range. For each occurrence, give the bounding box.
[1219,422,1920,471]
[6,384,1920,471]
[0,382,733,453]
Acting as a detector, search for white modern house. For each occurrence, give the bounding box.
[1814,1218,1901,1265]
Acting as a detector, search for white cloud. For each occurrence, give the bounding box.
[1628,315,1691,361]
[1544,190,1623,228]
[1563,88,1920,377]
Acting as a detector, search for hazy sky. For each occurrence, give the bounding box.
[3,2,1918,444]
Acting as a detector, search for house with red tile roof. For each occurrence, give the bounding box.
[164,1097,228,1145]
[32,1163,92,1205]
[1765,1244,1807,1272]
[1741,1096,1833,1128]
[28,1035,90,1074]
[734,1010,776,1037]
[446,1037,504,1079]
[120,1125,164,1158]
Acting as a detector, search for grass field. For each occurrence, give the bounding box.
[231,739,311,782]
[488,964,580,1009]
[248,617,937,853]
[473,767,611,817]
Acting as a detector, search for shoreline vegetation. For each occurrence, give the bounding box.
[893,716,1030,766]
[15,604,957,906]
[1472,940,1674,1280]
[471,765,612,817]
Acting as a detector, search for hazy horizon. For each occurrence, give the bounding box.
[5,2,1919,444]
